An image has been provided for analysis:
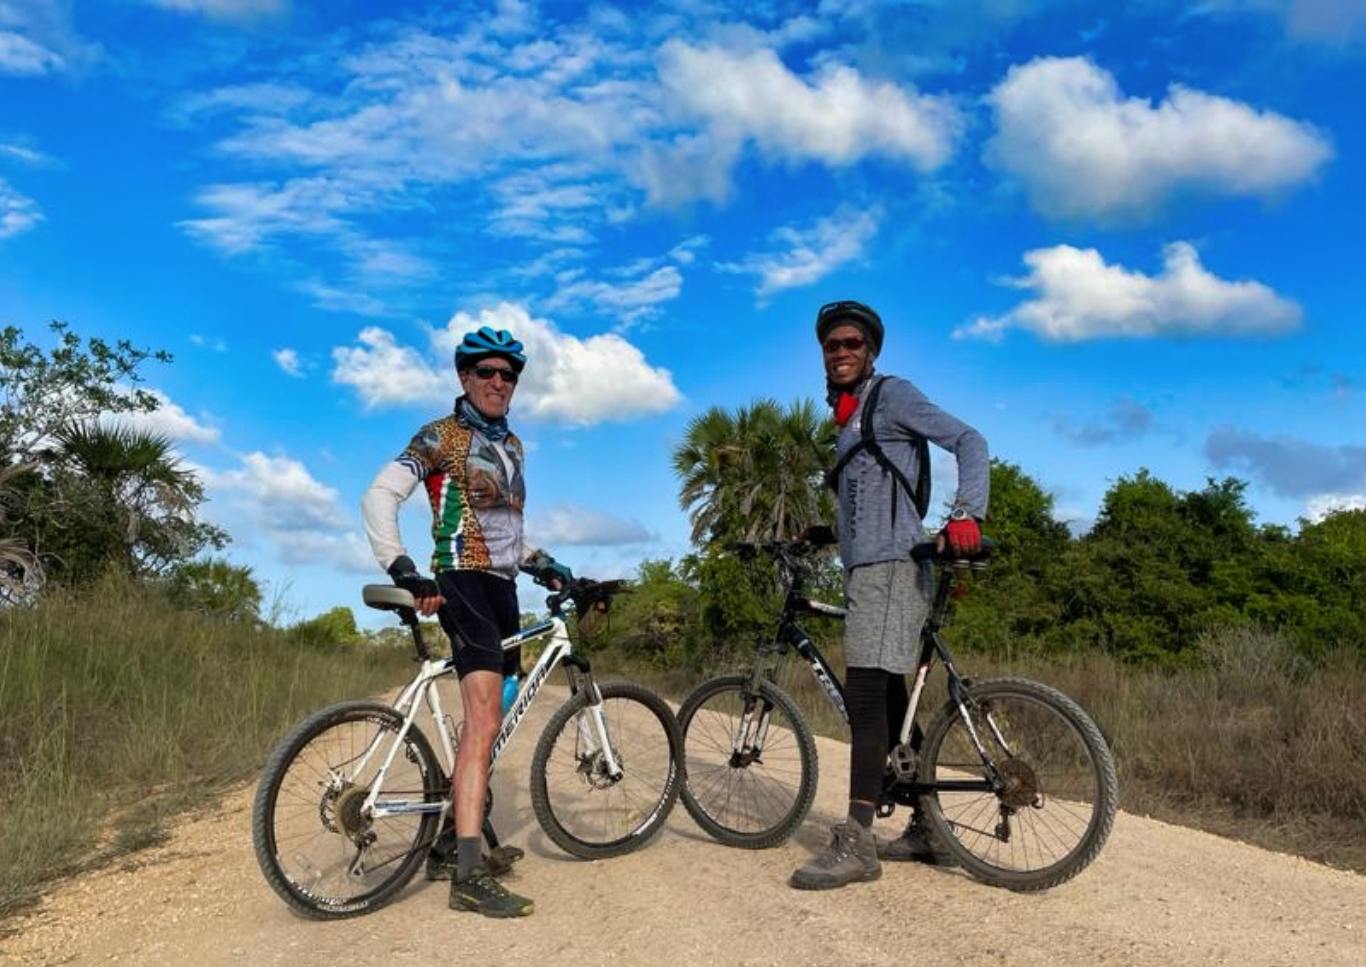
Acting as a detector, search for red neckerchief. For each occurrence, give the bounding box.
[833,392,859,427]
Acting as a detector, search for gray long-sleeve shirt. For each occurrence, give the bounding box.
[834,375,989,570]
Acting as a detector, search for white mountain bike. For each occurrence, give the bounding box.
[251,578,683,919]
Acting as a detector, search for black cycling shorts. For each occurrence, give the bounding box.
[436,570,521,679]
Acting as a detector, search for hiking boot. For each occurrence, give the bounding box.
[426,844,524,881]
[449,866,534,918]
[876,814,958,867]
[789,822,881,891]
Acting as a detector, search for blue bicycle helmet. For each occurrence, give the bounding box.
[454,326,526,373]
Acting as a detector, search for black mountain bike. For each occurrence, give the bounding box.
[677,533,1118,892]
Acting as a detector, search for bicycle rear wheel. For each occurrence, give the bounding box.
[678,676,818,849]
[252,701,444,918]
[920,677,1117,892]
[530,680,682,859]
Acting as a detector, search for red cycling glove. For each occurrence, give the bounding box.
[943,517,982,557]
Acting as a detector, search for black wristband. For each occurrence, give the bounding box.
[387,554,419,580]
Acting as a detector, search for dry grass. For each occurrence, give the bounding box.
[0,574,411,918]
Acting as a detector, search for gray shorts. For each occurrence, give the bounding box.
[843,559,934,674]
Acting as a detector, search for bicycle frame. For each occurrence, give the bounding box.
[350,613,620,826]
[741,552,1003,800]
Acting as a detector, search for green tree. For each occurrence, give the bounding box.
[673,398,836,546]
[37,422,226,579]
[168,558,262,623]
[288,606,364,646]
[673,399,837,649]
[0,322,166,463]
[952,460,1072,656]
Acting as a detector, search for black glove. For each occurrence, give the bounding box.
[387,555,440,599]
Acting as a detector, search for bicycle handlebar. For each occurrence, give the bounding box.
[544,577,633,617]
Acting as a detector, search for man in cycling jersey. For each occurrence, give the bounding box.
[791,300,989,891]
[362,325,571,918]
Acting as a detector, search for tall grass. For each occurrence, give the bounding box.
[599,624,1366,873]
[0,574,412,916]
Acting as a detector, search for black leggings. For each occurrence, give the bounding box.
[845,667,922,804]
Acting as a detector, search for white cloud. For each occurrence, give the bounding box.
[1195,0,1366,45]
[146,0,286,20]
[203,451,344,531]
[527,505,655,546]
[118,389,222,444]
[334,302,681,425]
[0,0,97,76]
[657,42,961,172]
[985,56,1333,220]
[719,206,879,298]
[0,177,42,239]
[296,278,390,317]
[173,14,964,301]
[957,242,1302,342]
[331,327,446,409]
[188,334,227,352]
[0,30,59,74]
[544,263,683,326]
[179,179,355,255]
[1305,492,1366,521]
[273,348,303,377]
[198,450,375,573]
[0,140,52,166]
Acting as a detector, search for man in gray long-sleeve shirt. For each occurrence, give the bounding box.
[791,300,990,891]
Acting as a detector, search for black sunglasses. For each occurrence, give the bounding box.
[472,364,519,384]
[822,334,867,353]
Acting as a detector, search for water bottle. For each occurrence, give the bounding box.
[501,673,520,715]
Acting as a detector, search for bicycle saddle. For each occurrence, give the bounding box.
[363,584,416,611]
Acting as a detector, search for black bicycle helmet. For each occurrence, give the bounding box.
[815,300,884,356]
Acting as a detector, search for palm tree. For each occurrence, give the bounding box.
[50,422,206,574]
[673,398,837,547]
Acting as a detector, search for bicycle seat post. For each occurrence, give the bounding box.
[400,608,432,662]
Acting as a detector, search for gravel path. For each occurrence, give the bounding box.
[4,683,1363,967]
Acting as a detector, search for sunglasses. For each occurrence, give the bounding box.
[822,335,866,354]
[472,364,519,384]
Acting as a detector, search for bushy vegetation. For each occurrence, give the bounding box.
[577,398,1366,871]
[0,574,411,916]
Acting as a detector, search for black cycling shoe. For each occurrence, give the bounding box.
[449,867,534,918]
[426,844,524,881]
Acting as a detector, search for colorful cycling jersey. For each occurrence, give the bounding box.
[363,407,526,579]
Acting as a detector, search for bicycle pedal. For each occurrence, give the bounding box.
[875,801,896,819]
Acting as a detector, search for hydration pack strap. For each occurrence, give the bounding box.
[826,377,931,523]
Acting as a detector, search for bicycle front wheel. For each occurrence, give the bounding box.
[920,677,1118,892]
[530,680,683,859]
[251,701,444,918]
[677,676,818,849]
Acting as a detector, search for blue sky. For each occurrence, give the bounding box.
[3,0,1364,623]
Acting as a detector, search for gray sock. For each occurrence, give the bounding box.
[849,802,875,828]
[455,836,482,881]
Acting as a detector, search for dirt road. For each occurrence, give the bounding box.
[4,684,1363,967]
